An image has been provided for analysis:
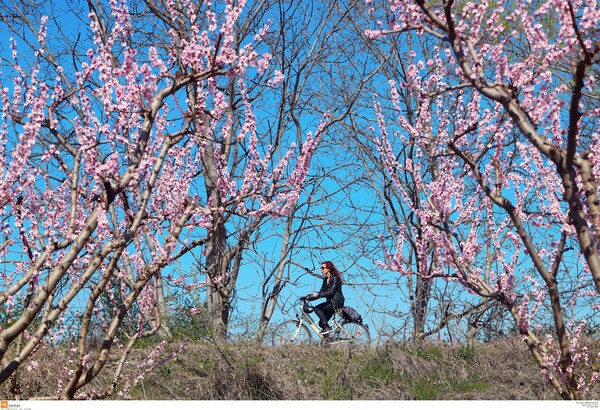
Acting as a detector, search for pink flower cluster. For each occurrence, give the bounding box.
[369,0,600,399]
[0,0,321,397]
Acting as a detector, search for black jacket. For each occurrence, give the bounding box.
[317,275,345,308]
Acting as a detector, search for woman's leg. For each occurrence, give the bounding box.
[313,302,335,330]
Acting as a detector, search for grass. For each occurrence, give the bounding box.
[357,349,397,386]
[409,344,444,360]
[409,372,489,399]
[3,338,598,400]
[457,344,476,362]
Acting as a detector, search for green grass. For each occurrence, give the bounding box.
[410,372,490,399]
[457,344,477,363]
[409,345,444,360]
[358,350,397,386]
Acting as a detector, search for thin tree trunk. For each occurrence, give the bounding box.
[204,220,230,340]
[412,275,431,340]
[257,212,295,341]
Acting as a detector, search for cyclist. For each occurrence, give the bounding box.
[307,261,345,338]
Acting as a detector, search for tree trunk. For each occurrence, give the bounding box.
[144,232,172,339]
[204,219,230,340]
[412,275,431,340]
[257,213,294,341]
[466,302,490,344]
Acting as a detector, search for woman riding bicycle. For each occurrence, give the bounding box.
[308,261,345,336]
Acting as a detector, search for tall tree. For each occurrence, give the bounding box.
[0,0,321,398]
[369,0,600,400]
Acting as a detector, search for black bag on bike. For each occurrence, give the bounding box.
[342,306,362,324]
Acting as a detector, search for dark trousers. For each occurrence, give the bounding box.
[314,301,335,330]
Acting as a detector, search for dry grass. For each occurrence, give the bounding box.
[3,338,600,400]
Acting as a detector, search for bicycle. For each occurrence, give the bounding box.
[270,296,371,346]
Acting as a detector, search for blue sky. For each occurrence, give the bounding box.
[0,0,413,343]
[3,0,596,347]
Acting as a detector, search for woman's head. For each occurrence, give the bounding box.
[320,261,342,282]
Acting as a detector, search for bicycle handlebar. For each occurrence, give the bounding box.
[299,296,317,308]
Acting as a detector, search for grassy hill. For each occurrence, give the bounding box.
[9,338,599,400]
[125,339,563,400]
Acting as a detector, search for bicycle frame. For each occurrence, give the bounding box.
[296,299,351,341]
[296,302,324,337]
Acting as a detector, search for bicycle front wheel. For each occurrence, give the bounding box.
[271,320,313,345]
[334,322,371,346]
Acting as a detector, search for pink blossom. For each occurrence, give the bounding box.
[365,29,383,39]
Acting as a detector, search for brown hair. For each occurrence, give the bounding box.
[322,261,342,283]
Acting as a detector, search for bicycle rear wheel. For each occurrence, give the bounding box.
[334,322,371,346]
[271,320,313,345]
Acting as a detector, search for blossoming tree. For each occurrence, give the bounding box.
[368,0,600,400]
[0,0,322,399]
